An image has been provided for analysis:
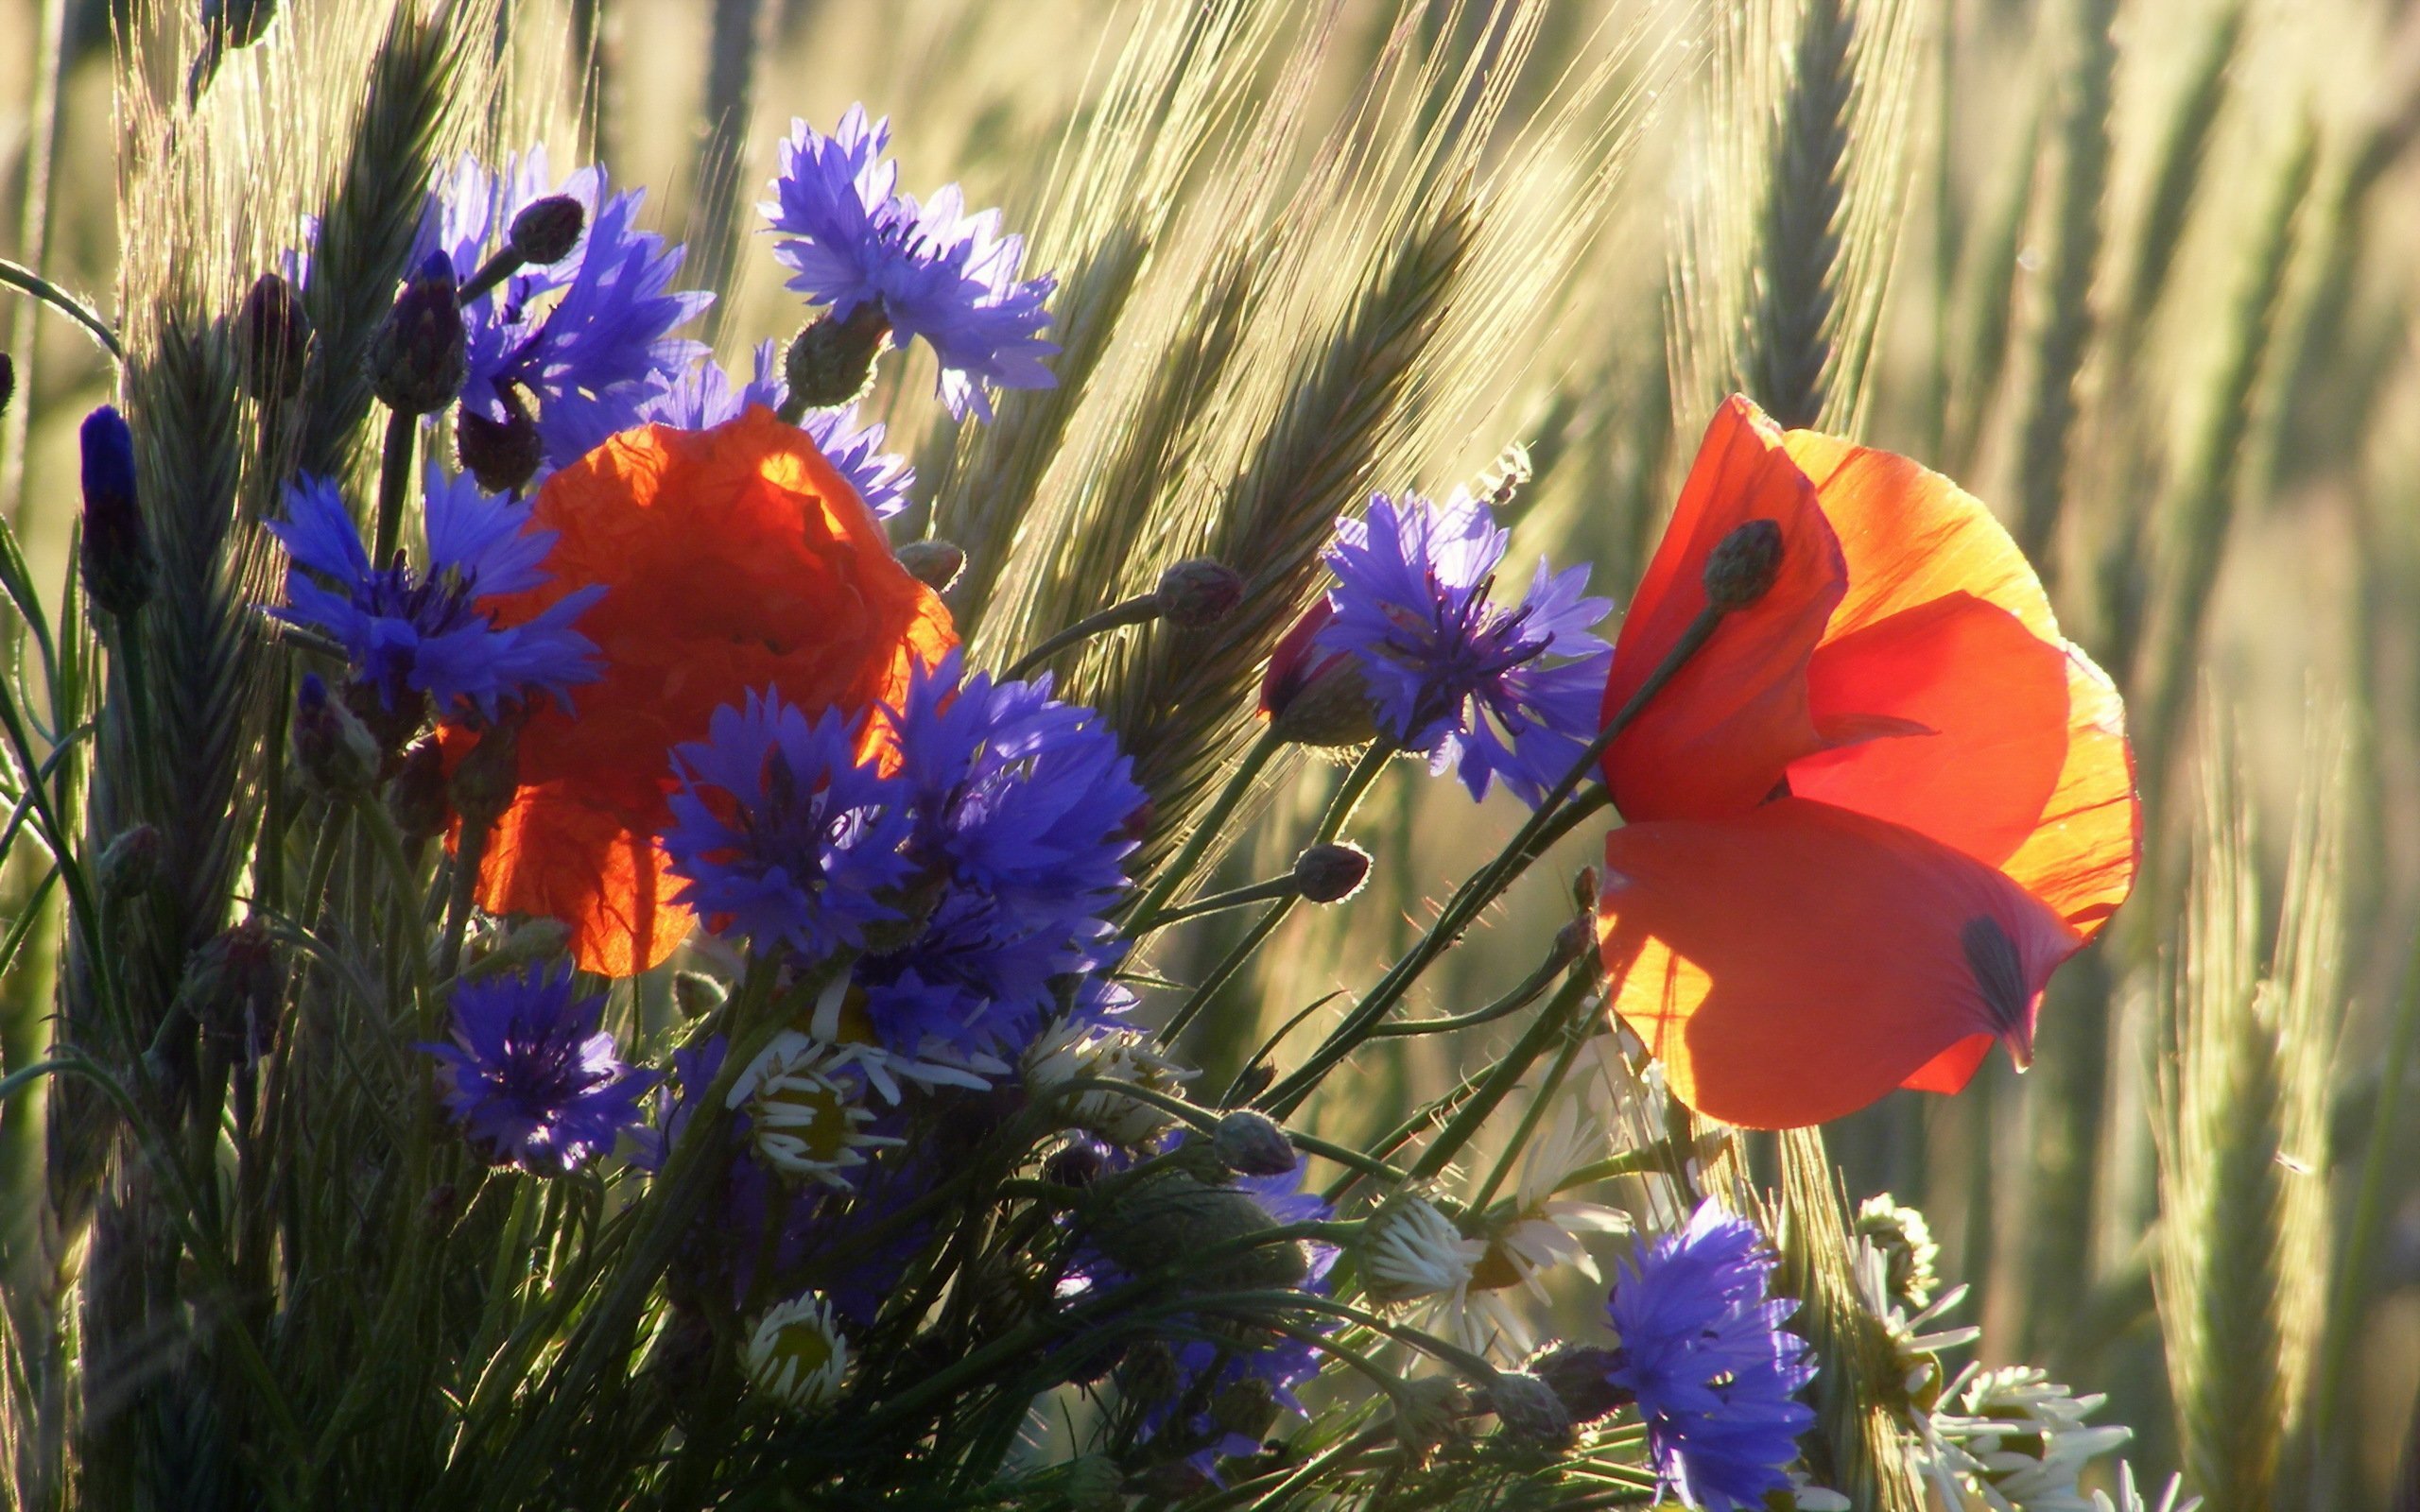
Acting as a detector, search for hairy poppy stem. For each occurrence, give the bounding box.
[371,407,416,565]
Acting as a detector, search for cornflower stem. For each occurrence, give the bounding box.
[1145,872,1297,928]
[1405,969,1594,1186]
[438,815,493,981]
[371,407,416,564]
[1367,935,1570,1038]
[1000,593,1165,683]
[1157,743,1392,1047]
[1260,603,1728,1119]
[1125,725,1282,927]
[350,797,435,1030]
[1468,997,1594,1213]
[457,247,527,306]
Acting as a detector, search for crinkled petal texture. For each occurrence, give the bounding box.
[1598,799,2084,1129]
[457,405,956,976]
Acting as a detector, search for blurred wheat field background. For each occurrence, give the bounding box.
[2,0,2417,1505]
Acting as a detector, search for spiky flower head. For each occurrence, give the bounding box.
[1363,1194,1483,1305]
[744,1294,852,1410]
[422,965,654,1175]
[1929,1366,2134,1512]
[1316,488,1611,804]
[761,105,1058,421]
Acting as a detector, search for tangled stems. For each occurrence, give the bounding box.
[1126,725,1283,930]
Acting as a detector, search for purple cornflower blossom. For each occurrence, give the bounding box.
[1316,488,1612,806]
[852,653,1143,1059]
[1602,1200,1817,1511]
[662,691,919,965]
[641,340,916,519]
[760,105,1057,421]
[266,467,603,722]
[414,147,711,471]
[423,965,655,1175]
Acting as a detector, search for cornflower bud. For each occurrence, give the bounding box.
[1153,558,1245,629]
[450,716,522,832]
[1209,1377,1278,1441]
[368,252,468,416]
[1089,1172,1309,1293]
[1292,842,1371,904]
[239,272,310,400]
[893,539,966,593]
[1702,517,1784,610]
[1394,1375,1474,1463]
[1482,1371,1575,1448]
[292,673,378,795]
[1210,1109,1296,1178]
[508,195,586,266]
[1115,1341,1180,1405]
[78,406,154,620]
[388,736,450,842]
[456,392,544,494]
[1527,1342,1630,1427]
[176,917,278,1055]
[783,305,890,413]
[98,824,163,901]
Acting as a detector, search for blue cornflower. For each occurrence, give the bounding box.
[1316,488,1612,806]
[663,691,919,965]
[761,105,1058,421]
[423,965,655,1175]
[852,653,1143,1058]
[1603,1200,1817,1511]
[641,341,916,519]
[416,148,712,470]
[267,467,602,721]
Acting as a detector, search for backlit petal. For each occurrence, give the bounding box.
[1997,642,2139,939]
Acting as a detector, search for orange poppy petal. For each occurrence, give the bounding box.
[1782,428,2056,644]
[1997,642,2140,940]
[1596,799,2083,1129]
[1602,396,1847,820]
[476,776,694,977]
[1789,593,2070,871]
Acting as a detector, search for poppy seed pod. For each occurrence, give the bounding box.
[292,674,378,795]
[78,406,154,620]
[894,539,966,593]
[1702,517,1784,610]
[1209,1109,1296,1178]
[1527,1343,1630,1428]
[368,252,469,415]
[784,305,890,413]
[1292,843,1371,904]
[508,195,587,266]
[240,272,310,400]
[1154,558,1245,629]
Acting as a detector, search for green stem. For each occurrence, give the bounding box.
[0,256,119,361]
[1469,1002,1593,1212]
[1368,938,1571,1038]
[1000,593,1164,682]
[438,815,492,981]
[1128,726,1283,928]
[1406,971,1593,1185]
[1146,873,1299,928]
[372,407,416,564]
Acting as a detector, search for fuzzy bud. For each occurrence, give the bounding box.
[1153,558,1245,629]
[673,971,728,1020]
[508,195,586,266]
[1260,601,1379,747]
[1209,1377,1278,1441]
[449,717,522,831]
[1209,1109,1296,1178]
[1115,1340,1181,1405]
[1394,1376,1474,1462]
[1702,517,1784,611]
[456,403,544,495]
[292,674,378,795]
[239,272,310,400]
[78,406,154,620]
[1549,916,1591,973]
[1292,843,1370,905]
[1483,1371,1574,1448]
[176,917,278,1054]
[1528,1343,1630,1428]
[894,539,966,593]
[784,305,889,412]
[368,252,468,416]
[388,736,450,842]
[98,824,163,901]
[1088,1172,1309,1293]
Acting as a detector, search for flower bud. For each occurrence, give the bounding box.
[1153,558,1245,628]
[239,272,310,400]
[784,305,889,412]
[1209,1376,1278,1441]
[1482,1371,1574,1448]
[456,403,544,494]
[508,195,586,266]
[1043,1137,1112,1189]
[98,824,164,901]
[893,539,966,593]
[1292,842,1370,904]
[1115,1340,1180,1405]
[175,917,278,1054]
[1855,1193,1942,1311]
[450,717,522,831]
[1088,1172,1309,1293]
[1702,517,1784,610]
[1260,600,1378,747]
[387,735,450,842]
[672,971,728,1020]
[78,406,154,620]
[1,352,16,417]
[292,673,378,795]
[1393,1375,1474,1462]
[1528,1343,1630,1427]
[368,252,468,416]
[1210,1109,1296,1178]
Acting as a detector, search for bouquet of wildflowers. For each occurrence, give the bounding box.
[8,0,2396,1508]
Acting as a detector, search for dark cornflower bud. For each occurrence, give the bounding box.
[894,539,966,593]
[368,252,469,416]
[1292,842,1371,904]
[672,971,728,1020]
[1702,517,1784,610]
[1260,600,1379,748]
[1209,1376,1278,1441]
[508,195,586,266]
[1528,1343,1631,1428]
[292,673,378,794]
[1153,558,1245,629]
[1394,1375,1474,1462]
[457,399,544,494]
[1210,1109,1296,1178]
[239,272,311,400]
[450,716,522,831]
[1482,1371,1575,1448]
[388,735,450,842]
[1043,1138,1110,1189]
[783,305,890,414]
[78,405,154,620]
[1115,1341,1180,1405]
[98,824,163,901]
[0,352,14,417]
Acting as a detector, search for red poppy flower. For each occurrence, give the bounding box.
[1595,397,2138,1127]
[450,405,957,977]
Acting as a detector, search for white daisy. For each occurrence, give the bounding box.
[744,1293,851,1411]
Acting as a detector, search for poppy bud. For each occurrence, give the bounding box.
[450,717,522,832]
[893,539,966,593]
[240,272,310,400]
[1571,865,1598,916]
[78,406,154,621]
[387,736,450,842]
[98,823,163,901]
[368,252,468,416]
[672,971,728,1020]
[1291,842,1370,904]
[293,673,378,794]
[1482,1371,1574,1448]
[1527,1343,1629,1428]
[1209,1109,1296,1178]
[1153,558,1245,629]
[508,195,586,266]
[457,402,544,494]
[1260,600,1379,747]
[0,352,14,417]
[783,305,890,413]
[1702,517,1784,610]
